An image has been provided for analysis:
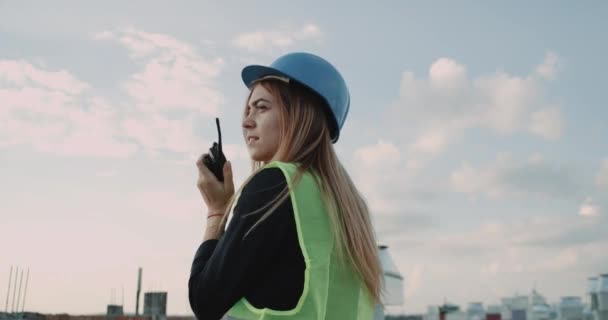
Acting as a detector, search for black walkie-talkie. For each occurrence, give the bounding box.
[202,118,227,182]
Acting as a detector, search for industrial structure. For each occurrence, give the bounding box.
[135,268,142,317]
[3,266,30,316]
[374,245,406,320]
[105,305,123,319]
[143,292,167,320]
[423,272,607,320]
[2,261,604,320]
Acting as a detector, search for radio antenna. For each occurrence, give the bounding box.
[215,118,222,155]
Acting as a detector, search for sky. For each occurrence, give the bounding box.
[1,0,607,316]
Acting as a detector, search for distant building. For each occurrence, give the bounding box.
[594,274,608,320]
[487,305,502,320]
[143,292,167,320]
[106,305,123,319]
[467,302,485,320]
[559,297,584,320]
[439,303,461,320]
[0,312,46,320]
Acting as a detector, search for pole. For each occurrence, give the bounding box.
[136,267,142,316]
[4,265,13,313]
[21,268,29,313]
[15,269,23,314]
[11,266,19,313]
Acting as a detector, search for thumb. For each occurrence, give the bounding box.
[223,161,235,194]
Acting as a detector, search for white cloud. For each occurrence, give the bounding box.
[529,107,563,140]
[528,152,544,164]
[450,162,501,197]
[298,24,322,39]
[450,153,579,199]
[95,28,227,154]
[424,215,604,272]
[388,52,564,170]
[354,139,402,167]
[97,28,224,115]
[381,213,608,309]
[535,51,560,80]
[579,197,600,217]
[473,72,538,134]
[95,169,118,177]
[95,27,196,60]
[410,128,451,155]
[429,58,467,90]
[121,113,201,154]
[0,60,137,157]
[547,248,578,270]
[1,28,225,158]
[481,261,501,276]
[349,140,444,242]
[596,158,608,188]
[45,120,138,158]
[129,190,201,223]
[0,59,89,94]
[233,24,323,54]
[404,264,424,298]
[351,140,410,217]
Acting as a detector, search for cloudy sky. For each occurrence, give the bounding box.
[1,0,607,316]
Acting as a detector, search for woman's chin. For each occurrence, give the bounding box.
[247,150,275,163]
[248,154,265,162]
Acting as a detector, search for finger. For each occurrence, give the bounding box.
[196,153,207,168]
[196,154,215,183]
[201,165,223,189]
[223,161,235,194]
[196,154,212,173]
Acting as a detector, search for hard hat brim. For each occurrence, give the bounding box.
[241,65,291,88]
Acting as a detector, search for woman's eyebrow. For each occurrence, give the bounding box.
[249,97,271,106]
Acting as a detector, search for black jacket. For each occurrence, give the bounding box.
[189,168,305,320]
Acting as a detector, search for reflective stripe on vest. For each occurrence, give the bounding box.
[228,161,373,320]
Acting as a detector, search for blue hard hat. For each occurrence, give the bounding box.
[241,52,350,143]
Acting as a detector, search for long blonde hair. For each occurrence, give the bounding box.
[219,79,384,304]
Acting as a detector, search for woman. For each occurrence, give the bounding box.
[189,52,383,320]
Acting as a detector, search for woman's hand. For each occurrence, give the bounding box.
[196,154,235,215]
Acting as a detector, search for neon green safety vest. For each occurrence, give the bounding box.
[228,161,374,320]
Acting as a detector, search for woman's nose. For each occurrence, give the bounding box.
[242,117,255,129]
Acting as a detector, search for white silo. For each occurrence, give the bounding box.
[598,274,608,320]
[374,245,405,320]
[559,297,584,320]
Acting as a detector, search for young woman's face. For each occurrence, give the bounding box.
[242,84,282,163]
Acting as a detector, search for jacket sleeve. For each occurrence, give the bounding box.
[188,167,293,320]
